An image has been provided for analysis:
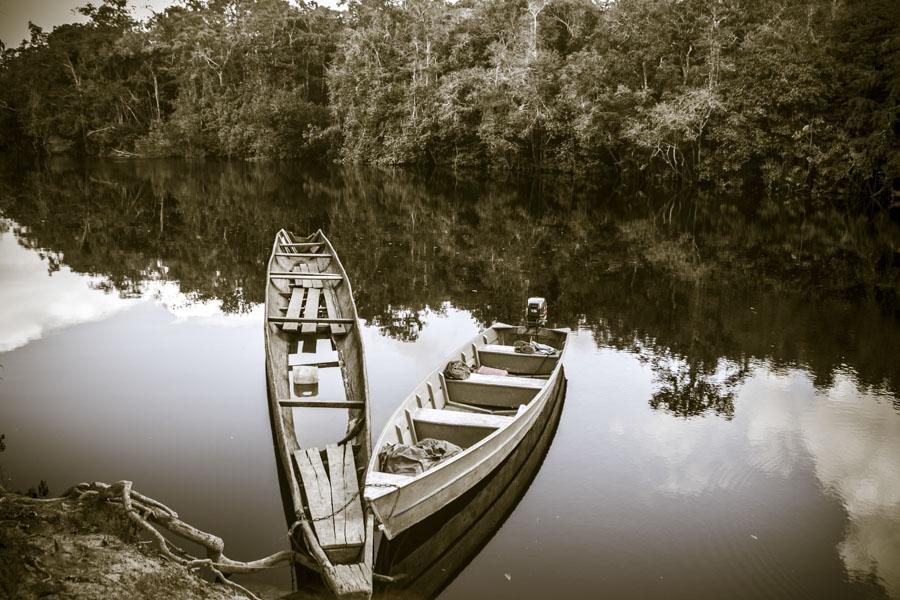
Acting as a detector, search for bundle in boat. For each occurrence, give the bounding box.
[364,322,569,539]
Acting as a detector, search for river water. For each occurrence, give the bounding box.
[0,158,898,599]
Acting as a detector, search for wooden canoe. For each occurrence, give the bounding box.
[364,323,569,540]
[374,373,567,599]
[264,229,373,599]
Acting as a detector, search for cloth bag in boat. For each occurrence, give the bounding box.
[443,360,471,380]
[379,438,463,476]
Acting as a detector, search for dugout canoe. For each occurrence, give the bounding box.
[264,229,373,599]
[364,323,569,539]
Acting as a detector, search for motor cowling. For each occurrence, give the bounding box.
[525,297,547,328]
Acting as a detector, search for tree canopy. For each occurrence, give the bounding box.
[0,0,897,207]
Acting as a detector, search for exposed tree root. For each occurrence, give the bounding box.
[17,480,305,600]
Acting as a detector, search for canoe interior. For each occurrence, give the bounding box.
[368,325,568,462]
[374,375,567,599]
[264,229,372,598]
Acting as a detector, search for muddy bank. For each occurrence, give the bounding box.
[0,486,252,600]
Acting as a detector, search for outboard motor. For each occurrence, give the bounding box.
[525,297,547,329]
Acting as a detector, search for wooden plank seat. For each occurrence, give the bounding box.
[294,444,365,564]
[275,252,334,258]
[302,285,322,335]
[477,344,560,375]
[364,471,414,501]
[269,272,343,281]
[279,398,365,409]
[444,372,544,409]
[412,407,513,448]
[323,287,349,335]
[289,351,341,368]
[281,265,306,332]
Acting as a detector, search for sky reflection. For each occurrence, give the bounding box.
[0,219,258,352]
[2,210,899,598]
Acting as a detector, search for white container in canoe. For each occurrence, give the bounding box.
[364,323,569,539]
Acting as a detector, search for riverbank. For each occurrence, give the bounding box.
[0,483,304,600]
[0,485,248,599]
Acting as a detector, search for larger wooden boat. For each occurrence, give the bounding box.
[375,372,567,599]
[364,323,569,539]
[264,229,373,599]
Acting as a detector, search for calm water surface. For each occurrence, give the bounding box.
[1,159,899,599]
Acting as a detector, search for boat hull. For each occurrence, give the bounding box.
[366,325,569,540]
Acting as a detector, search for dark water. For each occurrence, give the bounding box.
[1,158,899,599]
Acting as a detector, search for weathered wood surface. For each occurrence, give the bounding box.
[444,372,543,408]
[477,343,560,375]
[269,272,343,281]
[365,324,569,539]
[302,287,323,334]
[323,286,349,334]
[412,408,511,449]
[268,316,355,325]
[279,398,365,409]
[264,229,372,599]
[283,284,306,333]
[376,377,567,599]
[295,448,336,548]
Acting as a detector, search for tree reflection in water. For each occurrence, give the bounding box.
[1,157,898,415]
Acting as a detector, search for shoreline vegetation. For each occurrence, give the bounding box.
[0,0,897,209]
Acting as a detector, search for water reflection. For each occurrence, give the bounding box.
[745,370,900,596]
[1,158,899,598]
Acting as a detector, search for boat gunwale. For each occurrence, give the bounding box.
[264,228,371,461]
[365,324,570,533]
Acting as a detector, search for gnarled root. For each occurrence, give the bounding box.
[20,480,302,600]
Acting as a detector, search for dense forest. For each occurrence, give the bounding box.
[0,0,897,206]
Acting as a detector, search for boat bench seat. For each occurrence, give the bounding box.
[477,344,560,376]
[412,407,512,449]
[365,471,414,501]
[464,373,545,388]
[479,344,558,357]
[444,372,543,409]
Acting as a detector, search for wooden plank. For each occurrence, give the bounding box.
[282,287,305,333]
[342,443,365,546]
[322,287,348,335]
[325,445,347,550]
[301,287,322,334]
[329,564,371,599]
[294,449,335,548]
[466,373,545,388]
[288,358,341,369]
[426,383,436,408]
[268,316,355,325]
[275,252,333,258]
[445,374,543,408]
[412,408,512,449]
[279,241,324,248]
[413,408,512,429]
[405,408,418,444]
[279,398,365,409]
[363,510,374,572]
[269,272,342,281]
[307,261,324,289]
[297,263,312,288]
